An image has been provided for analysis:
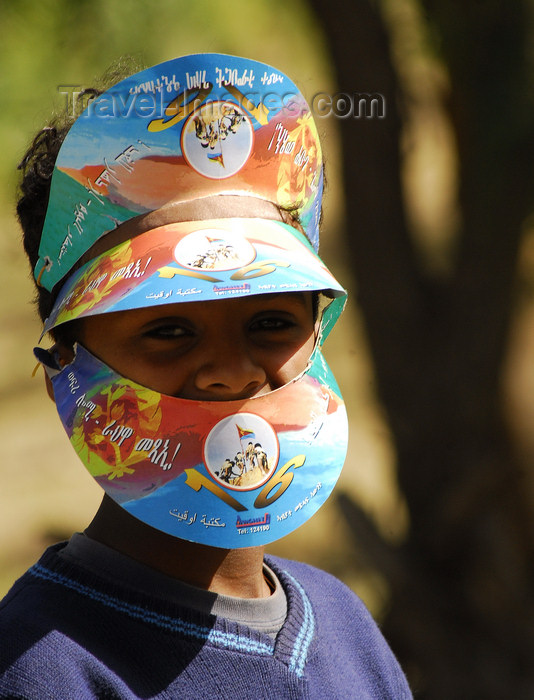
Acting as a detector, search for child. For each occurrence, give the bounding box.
[0,54,412,698]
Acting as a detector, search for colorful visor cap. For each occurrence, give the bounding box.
[40,306,347,548]
[35,53,323,292]
[43,219,346,335]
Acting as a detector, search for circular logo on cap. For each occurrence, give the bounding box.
[204,413,279,490]
[174,229,256,271]
[181,101,254,179]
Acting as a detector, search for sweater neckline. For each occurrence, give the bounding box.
[29,541,316,676]
[60,533,287,637]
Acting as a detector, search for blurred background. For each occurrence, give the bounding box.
[2,1,534,697]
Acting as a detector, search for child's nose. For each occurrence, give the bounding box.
[193,338,267,399]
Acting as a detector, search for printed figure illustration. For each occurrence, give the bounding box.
[187,237,241,270]
[173,229,256,272]
[193,105,244,152]
[181,101,254,179]
[205,414,278,490]
[214,431,272,488]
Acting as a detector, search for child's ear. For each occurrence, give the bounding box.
[55,342,75,366]
[43,342,75,403]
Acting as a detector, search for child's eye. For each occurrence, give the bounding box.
[143,323,192,339]
[249,315,295,332]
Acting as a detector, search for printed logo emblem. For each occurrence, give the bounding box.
[203,413,279,491]
[173,229,256,271]
[181,101,254,179]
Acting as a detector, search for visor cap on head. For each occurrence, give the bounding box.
[35,53,324,293]
[44,218,346,336]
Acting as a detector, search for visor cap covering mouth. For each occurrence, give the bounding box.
[42,311,348,548]
[35,53,324,293]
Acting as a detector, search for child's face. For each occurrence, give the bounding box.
[76,292,316,401]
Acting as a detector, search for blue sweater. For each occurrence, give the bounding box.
[0,544,412,699]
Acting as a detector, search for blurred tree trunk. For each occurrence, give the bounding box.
[307,0,534,697]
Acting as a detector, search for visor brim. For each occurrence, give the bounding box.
[44,218,346,335]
